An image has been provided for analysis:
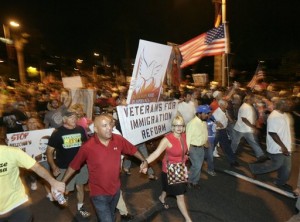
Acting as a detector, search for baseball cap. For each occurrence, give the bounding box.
[62,110,77,117]
[196,105,211,114]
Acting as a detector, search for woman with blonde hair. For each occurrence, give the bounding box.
[141,115,192,222]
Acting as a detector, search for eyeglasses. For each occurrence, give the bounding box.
[173,125,184,127]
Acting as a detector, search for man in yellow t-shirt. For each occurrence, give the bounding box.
[186,105,210,189]
[0,146,65,222]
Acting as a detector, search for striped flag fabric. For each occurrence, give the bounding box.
[247,70,265,89]
[179,24,227,69]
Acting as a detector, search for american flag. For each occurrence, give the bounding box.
[179,24,227,68]
[247,70,265,89]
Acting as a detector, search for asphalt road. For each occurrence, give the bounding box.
[27,140,300,222]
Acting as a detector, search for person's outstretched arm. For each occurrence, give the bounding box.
[31,162,65,193]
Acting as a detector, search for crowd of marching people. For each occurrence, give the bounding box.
[0,75,300,222]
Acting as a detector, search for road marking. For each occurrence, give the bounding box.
[223,169,296,199]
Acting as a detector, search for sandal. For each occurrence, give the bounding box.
[160,201,169,209]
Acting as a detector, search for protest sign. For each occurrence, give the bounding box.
[7,128,55,162]
[117,101,178,145]
[126,40,172,104]
[70,89,95,119]
[62,76,83,89]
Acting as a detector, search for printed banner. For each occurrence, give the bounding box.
[117,101,178,145]
[6,128,55,162]
[62,76,83,89]
[126,40,172,104]
[70,89,95,119]
[192,73,208,86]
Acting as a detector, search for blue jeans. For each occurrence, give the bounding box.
[205,137,215,172]
[249,153,291,185]
[91,189,120,222]
[188,146,205,184]
[215,129,236,163]
[231,129,264,158]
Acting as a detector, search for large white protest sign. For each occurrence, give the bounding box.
[62,76,83,89]
[126,40,172,104]
[70,89,95,119]
[7,128,55,162]
[117,101,178,145]
[192,73,208,86]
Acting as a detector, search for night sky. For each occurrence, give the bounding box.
[1,0,300,73]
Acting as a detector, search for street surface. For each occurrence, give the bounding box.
[27,140,300,222]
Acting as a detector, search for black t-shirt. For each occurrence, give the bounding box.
[48,125,87,169]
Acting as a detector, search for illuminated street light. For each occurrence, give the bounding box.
[2,20,29,83]
[76,58,83,64]
[9,21,20,27]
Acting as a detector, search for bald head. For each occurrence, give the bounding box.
[94,114,114,142]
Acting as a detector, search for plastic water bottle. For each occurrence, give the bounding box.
[53,190,67,206]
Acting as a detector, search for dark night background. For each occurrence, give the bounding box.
[1,0,300,80]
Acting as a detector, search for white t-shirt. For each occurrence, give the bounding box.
[267,110,292,154]
[213,107,228,129]
[234,103,256,133]
[177,101,196,125]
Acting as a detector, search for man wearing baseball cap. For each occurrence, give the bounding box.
[46,110,91,218]
[186,105,211,189]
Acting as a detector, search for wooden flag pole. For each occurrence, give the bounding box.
[221,0,230,87]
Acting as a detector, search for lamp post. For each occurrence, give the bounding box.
[3,20,28,84]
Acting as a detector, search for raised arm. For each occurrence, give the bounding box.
[140,137,169,174]
[146,137,169,164]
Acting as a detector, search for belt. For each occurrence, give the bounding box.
[191,144,204,148]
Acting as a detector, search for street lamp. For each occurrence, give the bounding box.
[9,21,20,27]
[2,20,29,84]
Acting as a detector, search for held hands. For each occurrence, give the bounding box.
[51,180,66,195]
[140,160,148,174]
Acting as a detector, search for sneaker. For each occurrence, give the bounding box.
[187,183,200,189]
[46,193,54,202]
[207,170,216,176]
[78,206,91,218]
[31,182,37,190]
[148,174,158,180]
[120,213,134,221]
[123,168,131,175]
[213,149,220,158]
[230,161,240,167]
[255,155,269,163]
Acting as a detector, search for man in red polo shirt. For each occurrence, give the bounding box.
[61,113,148,222]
